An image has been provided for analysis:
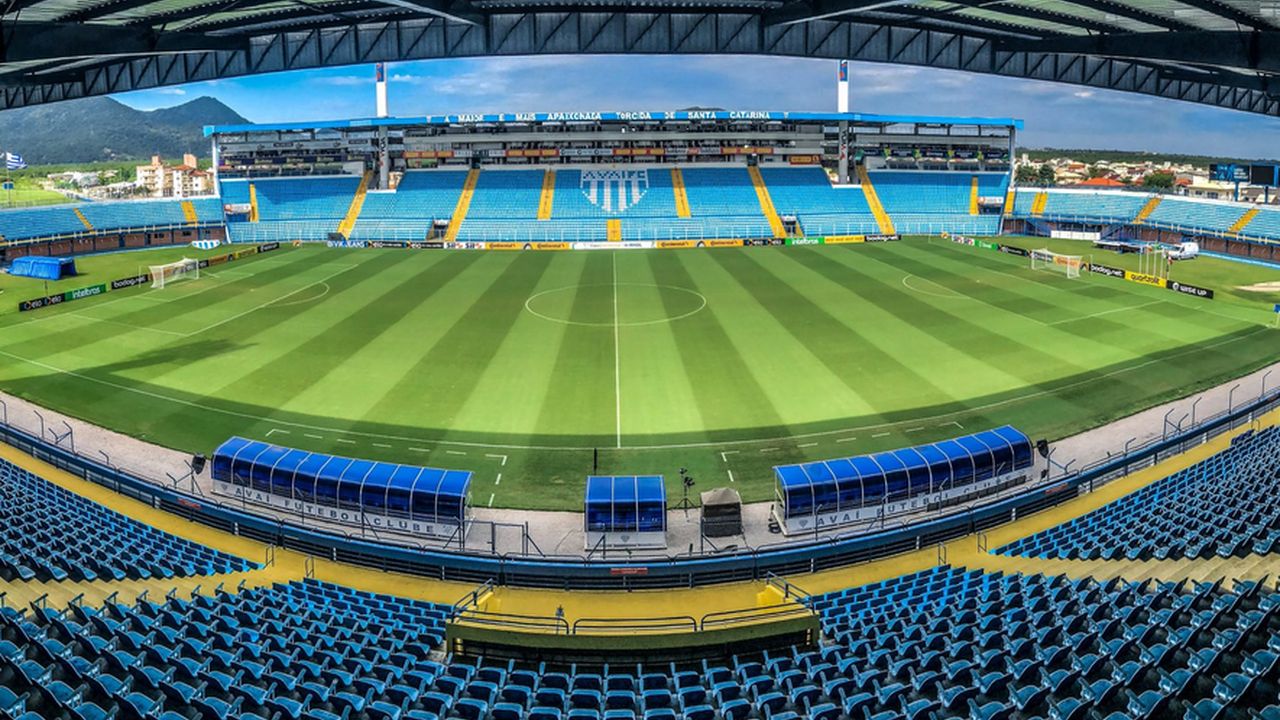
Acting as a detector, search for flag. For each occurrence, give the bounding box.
[5,152,27,170]
[375,63,385,83]
[839,60,848,82]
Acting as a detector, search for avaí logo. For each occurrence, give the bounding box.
[580,169,649,214]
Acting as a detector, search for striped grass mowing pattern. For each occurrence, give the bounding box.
[0,238,1275,510]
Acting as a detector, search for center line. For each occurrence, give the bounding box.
[613,251,622,449]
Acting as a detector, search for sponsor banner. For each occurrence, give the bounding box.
[1167,280,1215,300]
[232,247,259,260]
[1124,270,1167,288]
[823,235,866,245]
[17,283,105,312]
[531,242,571,251]
[574,241,654,250]
[367,240,407,249]
[419,241,445,249]
[1088,263,1125,279]
[788,155,821,165]
[446,241,485,250]
[787,237,823,245]
[486,242,522,251]
[657,240,697,249]
[327,239,367,248]
[110,274,151,291]
[743,238,785,246]
[259,242,281,253]
[205,254,231,268]
[998,244,1030,257]
[18,294,63,312]
[65,284,105,302]
[704,239,744,248]
[976,240,999,251]
[864,234,900,243]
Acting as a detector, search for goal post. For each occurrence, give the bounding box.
[150,258,200,289]
[1030,248,1083,279]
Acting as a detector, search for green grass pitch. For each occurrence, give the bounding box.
[1,237,1277,510]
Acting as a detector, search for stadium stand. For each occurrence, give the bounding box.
[5,563,1280,720]
[221,176,357,243]
[0,198,222,244]
[349,171,470,242]
[1146,197,1255,237]
[1010,189,1149,224]
[867,171,1007,235]
[0,457,258,583]
[759,167,880,237]
[1244,207,1280,240]
[996,426,1280,562]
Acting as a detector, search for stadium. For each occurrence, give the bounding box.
[2,1,1280,719]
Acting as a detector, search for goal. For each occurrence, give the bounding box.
[149,258,200,289]
[1030,248,1084,279]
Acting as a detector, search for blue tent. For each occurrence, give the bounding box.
[8,256,76,280]
[584,475,666,533]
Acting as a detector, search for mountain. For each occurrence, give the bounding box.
[0,95,248,165]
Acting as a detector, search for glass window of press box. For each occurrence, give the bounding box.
[212,436,471,523]
[774,426,1032,520]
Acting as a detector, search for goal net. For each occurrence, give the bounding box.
[1030,248,1083,279]
[150,258,200,289]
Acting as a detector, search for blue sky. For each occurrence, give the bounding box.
[117,55,1280,158]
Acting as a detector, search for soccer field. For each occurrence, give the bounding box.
[1,238,1277,510]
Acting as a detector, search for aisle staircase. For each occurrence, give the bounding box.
[1135,195,1162,225]
[968,176,980,215]
[1003,189,1016,216]
[444,168,480,242]
[73,208,93,230]
[1029,190,1049,217]
[607,218,622,242]
[336,170,373,237]
[180,200,199,226]
[537,170,556,220]
[747,165,787,238]
[856,166,897,235]
[248,183,260,223]
[671,167,691,218]
[1229,207,1259,235]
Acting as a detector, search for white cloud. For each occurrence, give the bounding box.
[313,75,368,87]
[151,87,187,96]
[1073,90,1095,99]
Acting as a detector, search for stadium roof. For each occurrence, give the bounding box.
[204,110,1024,134]
[2,1,1279,116]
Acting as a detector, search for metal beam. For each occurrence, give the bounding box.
[0,22,248,63]
[998,31,1280,76]
[369,0,480,24]
[0,15,1273,119]
[1051,0,1200,33]
[764,0,915,27]
[1171,0,1277,31]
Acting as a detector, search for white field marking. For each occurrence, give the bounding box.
[335,438,356,445]
[872,431,891,438]
[409,447,432,453]
[760,447,780,453]
[906,427,925,433]
[798,442,818,448]
[269,282,331,308]
[180,264,359,337]
[0,327,1267,453]
[446,450,466,456]
[613,252,622,449]
[727,470,735,483]
[304,433,324,440]
[946,421,965,430]
[1046,299,1164,326]
[494,473,502,486]
[372,442,392,449]
[488,493,495,507]
[720,450,739,462]
[65,313,189,338]
[524,283,707,328]
[900,274,971,300]
[485,453,508,466]
[837,437,858,443]
[266,429,291,437]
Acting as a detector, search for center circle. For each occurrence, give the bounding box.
[525,283,708,327]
